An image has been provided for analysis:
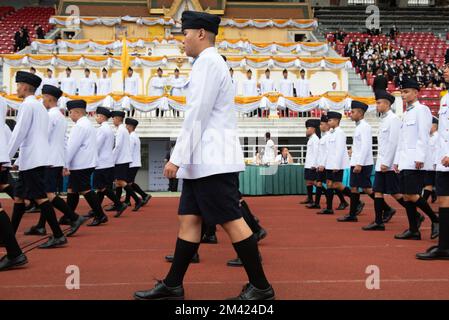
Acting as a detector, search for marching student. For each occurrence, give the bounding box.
[393,79,439,240]
[301,119,320,206]
[8,71,67,249]
[417,57,449,259]
[124,118,152,210]
[0,109,14,200]
[92,107,128,218]
[65,100,108,227]
[24,85,85,237]
[109,111,142,213]
[422,117,439,203]
[313,115,330,210]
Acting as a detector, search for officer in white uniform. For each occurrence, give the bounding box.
[278,69,294,117]
[229,68,238,96]
[149,68,166,117]
[0,100,14,200]
[97,68,113,95]
[262,132,276,164]
[110,111,142,212]
[8,71,67,249]
[417,57,449,259]
[78,68,96,96]
[0,95,27,271]
[294,69,311,98]
[65,100,108,227]
[124,118,151,209]
[92,107,128,218]
[393,79,439,240]
[320,111,350,215]
[363,90,405,231]
[422,117,439,203]
[25,85,85,237]
[301,119,320,206]
[315,115,330,211]
[258,69,275,94]
[134,10,274,301]
[242,69,259,117]
[36,68,59,96]
[169,68,185,117]
[60,67,77,95]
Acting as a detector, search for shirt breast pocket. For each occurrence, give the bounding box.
[405,118,417,149]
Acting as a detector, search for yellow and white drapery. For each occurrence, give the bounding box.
[49,16,175,27]
[218,41,328,54]
[0,93,376,114]
[226,57,351,70]
[220,19,318,29]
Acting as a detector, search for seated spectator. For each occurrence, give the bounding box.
[275,147,293,165]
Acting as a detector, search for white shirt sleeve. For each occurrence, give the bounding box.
[65,124,83,168]
[8,103,33,160]
[415,107,432,163]
[383,118,401,167]
[358,125,372,165]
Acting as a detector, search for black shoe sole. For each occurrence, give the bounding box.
[133,294,184,301]
[0,259,28,272]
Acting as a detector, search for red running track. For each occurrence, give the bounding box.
[1,195,449,300]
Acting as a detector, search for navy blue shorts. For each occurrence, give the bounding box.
[68,168,94,193]
[127,167,139,183]
[14,166,47,200]
[44,166,63,193]
[373,171,400,194]
[349,165,373,189]
[399,170,425,195]
[93,167,114,190]
[0,168,11,185]
[178,172,243,226]
[316,170,326,182]
[424,170,436,186]
[436,171,449,196]
[325,169,344,183]
[114,163,130,181]
[304,168,317,181]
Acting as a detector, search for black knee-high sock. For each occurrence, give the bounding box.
[336,189,348,204]
[96,191,105,206]
[368,192,375,201]
[83,191,105,218]
[326,188,334,210]
[422,189,432,202]
[52,196,78,222]
[125,188,131,204]
[315,186,323,205]
[1,185,14,199]
[374,198,384,225]
[349,193,360,216]
[164,238,200,287]
[11,203,25,234]
[115,187,123,201]
[395,197,406,208]
[342,187,351,197]
[381,198,392,211]
[104,188,122,207]
[232,234,270,290]
[241,200,261,233]
[124,185,140,204]
[404,201,419,232]
[66,193,80,212]
[0,210,22,259]
[306,185,313,201]
[39,201,64,238]
[438,207,449,250]
[36,212,46,229]
[415,197,439,223]
[132,183,147,198]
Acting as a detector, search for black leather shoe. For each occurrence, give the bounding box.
[337,214,358,222]
[114,203,128,218]
[165,253,200,263]
[354,201,365,216]
[227,283,275,300]
[87,215,108,226]
[254,216,260,224]
[336,202,349,210]
[394,229,421,240]
[255,228,267,242]
[105,205,118,212]
[24,225,47,236]
[66,216,87,237]
[134,280,184,300]
[25,206,40,213]
[0,254,28,271]
[38,236,68,249]
[417,214,425,229]
[362,222,385,231]
[431,222,439,239]
[59,215,72,225]
[416,245,449,260]
[201,234,218,244]
[132,200,143,212]
[306,203,321,209]
[300,198,313,205]
[382,208,396,223]
[142,194,152,205]
[227,254,263,267]
[317,209,334,215]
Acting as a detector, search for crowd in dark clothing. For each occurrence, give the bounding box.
[342,34,446,90]
[13,23,45,52]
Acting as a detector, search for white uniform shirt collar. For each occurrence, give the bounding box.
[49,106,59,113]
[380,109,392,119]
[406,100,419,111]
[24,95,37,102]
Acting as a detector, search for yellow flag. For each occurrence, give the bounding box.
[121,37,130,80]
